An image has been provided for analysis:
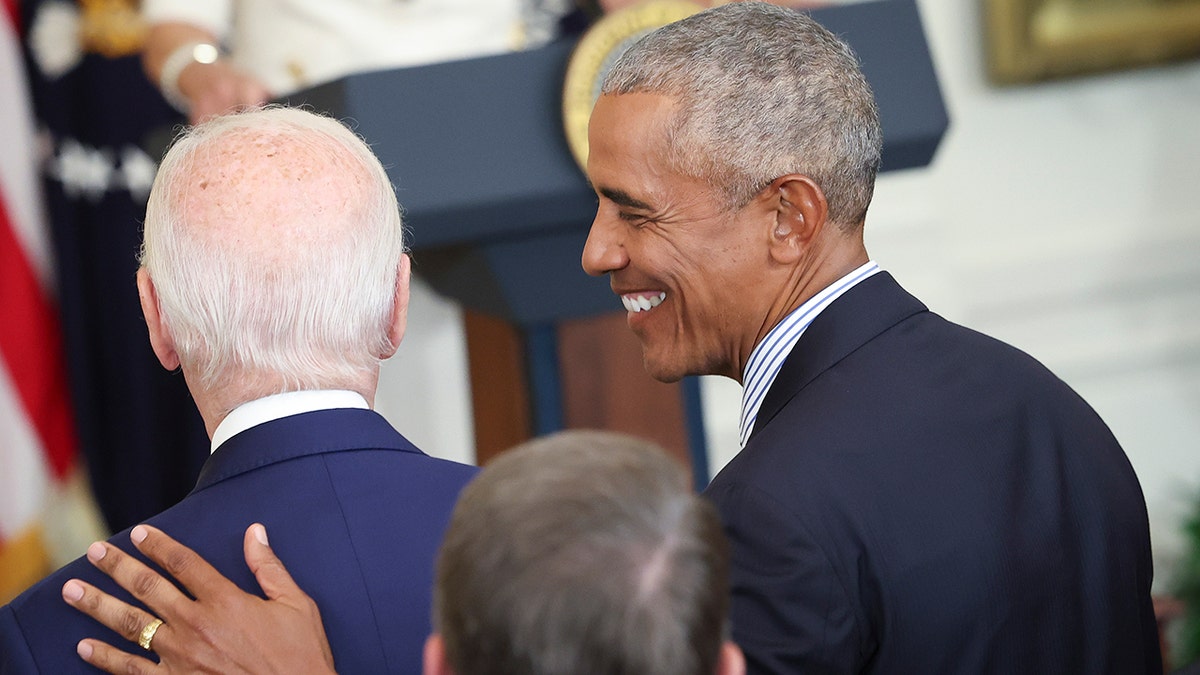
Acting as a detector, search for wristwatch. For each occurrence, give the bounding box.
[158,41,220,113]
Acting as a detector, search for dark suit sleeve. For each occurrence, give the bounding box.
[708,481,869,675]
[0,603,40,675]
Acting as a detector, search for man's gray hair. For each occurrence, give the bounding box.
[602,1,882,229]
[433,430,730,675]
[141,107,404,392]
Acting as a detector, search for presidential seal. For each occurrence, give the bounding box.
[562,0,706,172]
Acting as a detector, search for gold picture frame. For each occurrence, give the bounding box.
[985,0,1200,84]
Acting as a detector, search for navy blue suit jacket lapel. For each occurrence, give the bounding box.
[751,272,927,440]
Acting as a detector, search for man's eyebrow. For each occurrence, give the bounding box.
[599,187,654,211]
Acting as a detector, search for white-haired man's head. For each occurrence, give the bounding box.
[138,106,408,419]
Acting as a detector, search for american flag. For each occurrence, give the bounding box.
[0,0,92,603]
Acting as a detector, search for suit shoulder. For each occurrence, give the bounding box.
[892,310,1097,410]
[921,311,1060,371]
[0,541,140,673]
[322,446,479,487]
[1,598,39,673]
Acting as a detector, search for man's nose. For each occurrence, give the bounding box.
[581,216,628,277]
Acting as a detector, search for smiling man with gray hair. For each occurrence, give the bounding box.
[581,2,1159,673]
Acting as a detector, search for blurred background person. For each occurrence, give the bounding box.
[140,0,578,123]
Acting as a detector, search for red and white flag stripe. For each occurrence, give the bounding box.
[0,0,90,602]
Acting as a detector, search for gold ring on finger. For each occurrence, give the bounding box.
[137,618,164,651]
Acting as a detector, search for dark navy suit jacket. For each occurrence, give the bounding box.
[705,273,1160,674]
[1,407,477,674]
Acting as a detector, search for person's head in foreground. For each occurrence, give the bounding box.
[140,105,409,430]
[425,430,744,675]
[581,0,881,383]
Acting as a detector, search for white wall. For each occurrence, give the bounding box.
[375,278,476,466]
[704,0,1200,591]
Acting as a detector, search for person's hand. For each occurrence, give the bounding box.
[61,523,336,675]
[142,22,271,123]
[177,60,272,124]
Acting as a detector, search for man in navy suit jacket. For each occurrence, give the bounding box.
[0,106,476,673]
[578,3,1160,673]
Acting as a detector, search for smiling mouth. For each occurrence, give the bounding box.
[621,292,666,313]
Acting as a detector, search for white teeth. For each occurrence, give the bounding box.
[622,292,666,313]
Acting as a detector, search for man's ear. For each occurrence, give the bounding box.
[136,268,181,371]
[764,174,827,265]
[715,641,746,675]
[383,254,412,358]
[423,634,454,675]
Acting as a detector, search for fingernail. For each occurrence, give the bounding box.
[86,542,106,562]
[63,580,83,602]
[77,640,93,659]
[131,525,148,544]
[254,523,269,546]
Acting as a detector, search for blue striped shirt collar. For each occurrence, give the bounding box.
[738,261,881,446]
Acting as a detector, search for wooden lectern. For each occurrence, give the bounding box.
[284,0,949,485]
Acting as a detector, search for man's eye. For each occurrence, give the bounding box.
[619,212,649,225]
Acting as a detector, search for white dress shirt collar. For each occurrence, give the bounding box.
[210,390,370,453]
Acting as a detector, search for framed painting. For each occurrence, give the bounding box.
[985,0,1200,84]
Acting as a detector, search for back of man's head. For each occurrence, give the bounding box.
[141,106,404,394]
[429,430,740,675]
